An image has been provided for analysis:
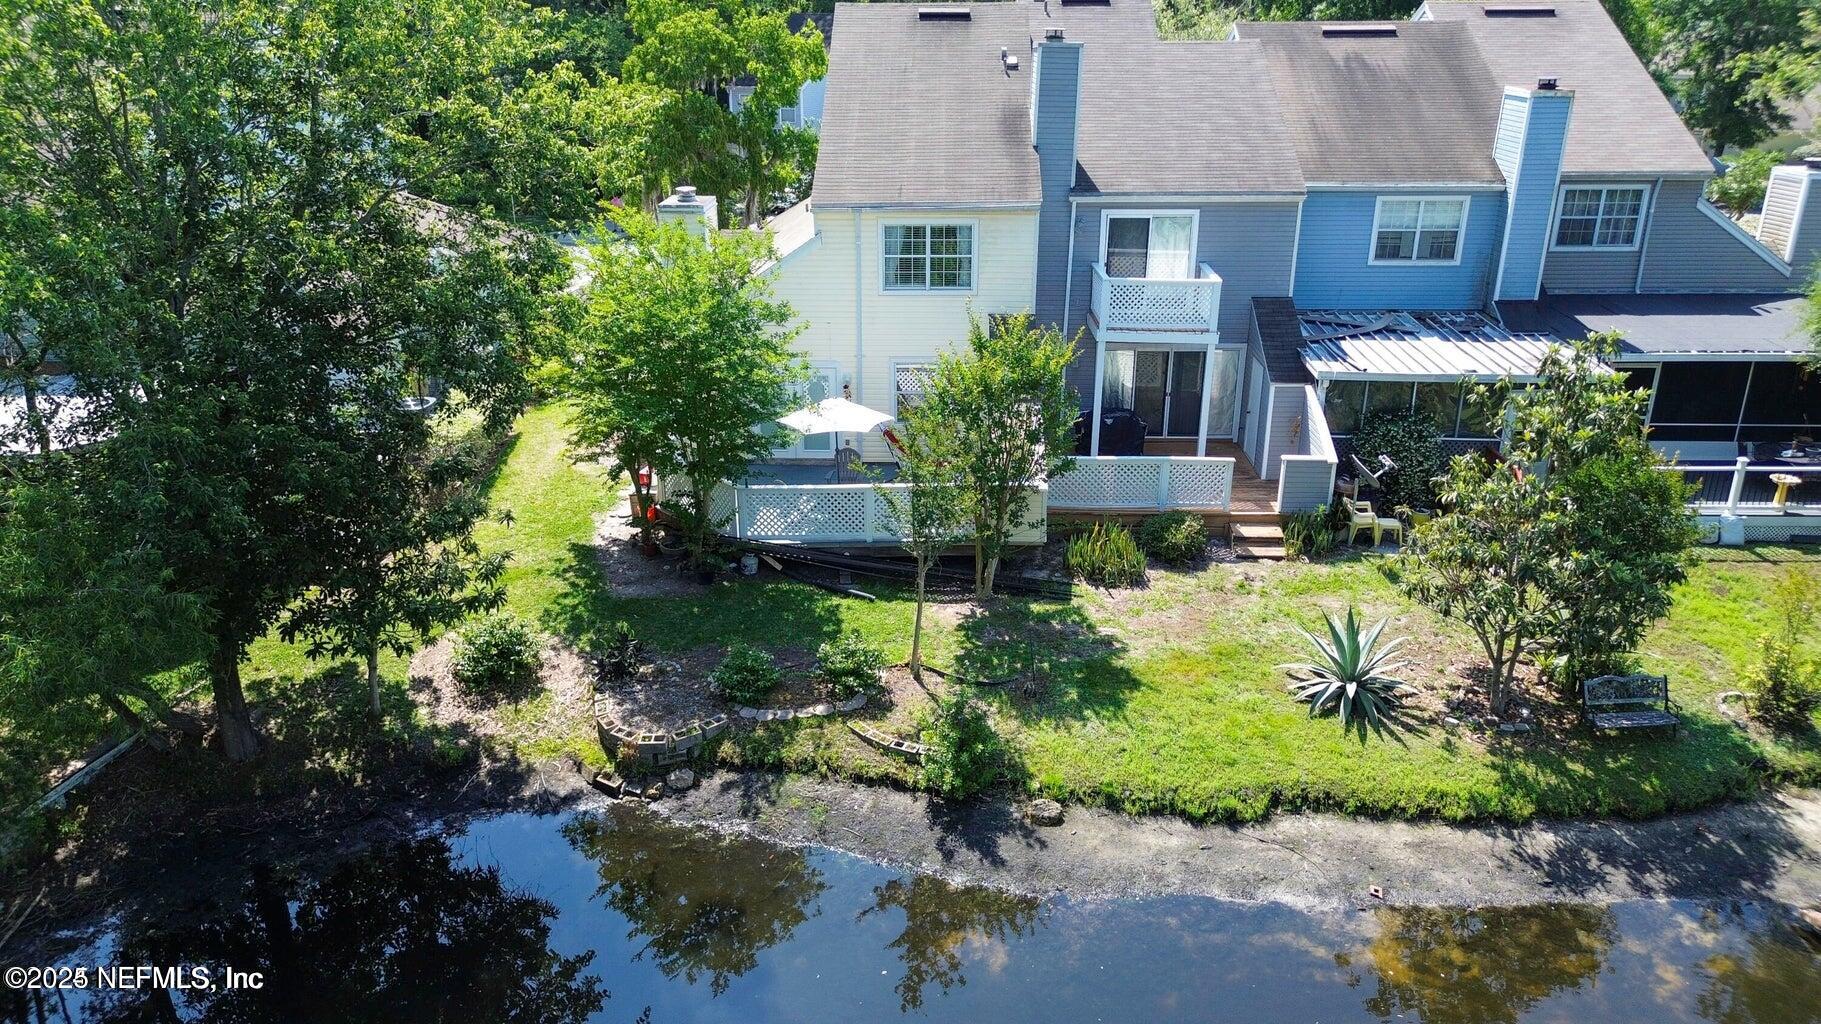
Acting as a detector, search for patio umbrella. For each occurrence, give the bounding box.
[776,397,894,480]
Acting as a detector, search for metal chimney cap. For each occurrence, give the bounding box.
[1537,77,1558,90]
[673,185,699,202]
[1044,26,1064,39]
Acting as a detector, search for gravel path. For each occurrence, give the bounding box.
[656,771,1821,910]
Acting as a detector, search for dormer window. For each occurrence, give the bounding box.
[1552,184,1647,249]
[1369,197,1466,264]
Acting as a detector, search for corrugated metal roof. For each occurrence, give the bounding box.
[1297,309,1563,381]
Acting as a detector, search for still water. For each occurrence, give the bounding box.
[8,806,1820,1023]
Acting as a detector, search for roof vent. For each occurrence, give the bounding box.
[1320,24,1398,38]
[1058,0,1111,5]
[1001,46,1019,70]
[1537,76,1558,90]
[917,6,971,20]
[1485,5,1557,16]
[1044,26,1064,40]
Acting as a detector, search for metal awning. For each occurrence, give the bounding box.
[1297,310,1569,382]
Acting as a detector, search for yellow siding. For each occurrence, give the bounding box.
[767,207,1040,459]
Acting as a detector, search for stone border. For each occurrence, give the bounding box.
[848,721,930,761]
[592,692,730,768]
[735,693,868,722]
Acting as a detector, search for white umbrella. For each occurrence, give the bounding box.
[776,397,893,436]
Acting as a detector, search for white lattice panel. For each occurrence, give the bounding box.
[1103,279,1212,331]
[1050,458,1162,509]
[707,482,736,527]
[1165,460,1234,509]
[741,488,869,541]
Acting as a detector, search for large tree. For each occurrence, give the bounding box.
[1656,0,1821,153]
[1,0,570,760]
[567,207,803,565]
[922,314,1078,598]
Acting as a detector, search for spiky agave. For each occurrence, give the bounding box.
[1278,607,1415,732]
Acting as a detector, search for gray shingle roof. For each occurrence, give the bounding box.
[1235,20,1505,185]
[1252,297,1313,384]
[1424,1,1716,178]
[1499,293,1809,357]
[811,4,1041,208]
[1036,3,1304,195]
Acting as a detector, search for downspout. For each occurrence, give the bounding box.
[853,208,865,405]
[1633,176,1663,293]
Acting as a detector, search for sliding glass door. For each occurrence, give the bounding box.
[1104,214,1196,279]
[1101,347,1240,439]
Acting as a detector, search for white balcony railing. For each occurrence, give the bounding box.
[1089,262,1222,338]
[1047,456,1235,511]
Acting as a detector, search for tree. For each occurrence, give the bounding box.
[620,0,825,223]
[877,406,970,681]
[1397,457,1565,718]
[280,438,509,717]
[1656,0,1821,153]
[567,207,803,565]
[2,0,571,760]
[922,314,1078,598]
[1709,149,1782,215]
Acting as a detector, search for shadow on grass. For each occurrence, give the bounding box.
[950,600,1145,729]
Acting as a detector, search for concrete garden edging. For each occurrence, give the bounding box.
[848,721,930,761]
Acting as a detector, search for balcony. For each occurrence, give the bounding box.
[1088,262,1223,343]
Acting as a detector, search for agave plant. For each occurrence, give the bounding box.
[1279,607,1415,732]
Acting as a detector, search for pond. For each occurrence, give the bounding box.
[7,806,1820,1023]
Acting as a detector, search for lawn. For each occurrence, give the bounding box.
[250,404,1821,823]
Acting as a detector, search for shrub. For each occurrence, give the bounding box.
[817,632,886,701]
[1351,409,1447,514]
[1065,522,1147,587]
[1282,504,1338,560]
[1707,149,1778,214]
[710,643,782,705]
[452,613,543,699]
[1744,634,1821,731]
[1279,607,1414,733]
[919,692,1005,800]
[593,621,642,686]
[1135,511,1208,565]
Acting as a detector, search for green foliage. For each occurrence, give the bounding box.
[1135,511,1209,566]
[565,207,804,562]
[919,692,1005,800]
[1280,607,1415,733]
[1066,522,1148,588]
[1744,569,1821,730]
[1155,0,1421,39]
[710,642,782,706]
[922,313,1080,596]
[1351,409,1447,513]
[453,614,545,699]
[1656,0,1820,153]
[595,621,644,685]
[1708,149,1781,213]
[816,633,886,700]
[1282,504,1338,560]
[878,401,971,678]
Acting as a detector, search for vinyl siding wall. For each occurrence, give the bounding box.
[1291,190,1504,310]
[1492,90,1573,302]
[766,206,1041,460]
[1032,42,1082,329]
[1260,382,1308,481]
[1639,179,1796,292]
[1062,199,1300,402]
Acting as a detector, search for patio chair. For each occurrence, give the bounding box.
[1346,500,1379,545]
[833,446,864,483]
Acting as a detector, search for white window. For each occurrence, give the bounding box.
[1552,185,1647,249]
[1370,197,1466,264]
[882,223,974,291]
[1101,211,1197,278]
[893,363,934,419]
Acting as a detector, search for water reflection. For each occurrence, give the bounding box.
[857,876,1046,1011]
[1349,905,1616,1024]
[59,837,605,1024]
[1695,905,1821,1024]
[562,813,828,996]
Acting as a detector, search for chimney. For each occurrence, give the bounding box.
[1030,26,1082,328]
[1491,84,1574,302]
[656,185,717,242]
[1755,159,1821,278]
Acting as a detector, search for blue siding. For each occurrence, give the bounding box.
[1291,191,1504,309]
[1494,89,1573,301]
[1032,42,1082,328]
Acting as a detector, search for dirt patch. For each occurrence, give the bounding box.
[408,635,595,742]
[593,645,845,733]
[590,485,698,598]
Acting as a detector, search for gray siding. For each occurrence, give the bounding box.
[1031,42,1081,329]
[1062,199,1300,394]
[1261,382,1306,480]
[1541,247,1643,292]
[1640,179,1796,292]
[1276,459,1334,513]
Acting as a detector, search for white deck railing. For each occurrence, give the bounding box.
[665,478,1048,545]
[1047,456,1234,511]
[1678,457,1821,513]
[1089,262,1222,337]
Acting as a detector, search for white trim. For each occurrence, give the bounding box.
[1634,176,1664,292]
[1060,197,1079,337]
[1492,97,1531,302]
[1695,197,1794,275]
[877,219,980,294]
[1259,385,1277,479]
[1070,193,1303,204]
[1780,167,1816,262]
[1548,182,1652,252]
[1097,208,1202,277]
[888,359,936,419]
[1607,350,1809,363]
[1088,337,1107,455]
[816,201,1041,211]
[1366,195,1469,267]
[853,210,864,403]
[1196,339,1217,456]
[1288,195,1304,293]
[1305,181,1506,192]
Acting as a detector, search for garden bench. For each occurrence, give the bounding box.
[1581,674,1680,736]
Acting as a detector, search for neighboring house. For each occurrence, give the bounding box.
[727,12,832,132]
[712,0,1821,548]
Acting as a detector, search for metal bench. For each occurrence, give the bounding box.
[1581,674,1680,736]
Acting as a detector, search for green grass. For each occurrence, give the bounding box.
[248,404,1821,823]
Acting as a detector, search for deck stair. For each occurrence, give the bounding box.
[1230,522,1286,560]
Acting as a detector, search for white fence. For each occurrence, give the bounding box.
[1680,457,1821,513]
[1046,456,1235,511]
[666,478,1048,546]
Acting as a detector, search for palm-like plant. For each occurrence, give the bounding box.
[1279,607,1415,733]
